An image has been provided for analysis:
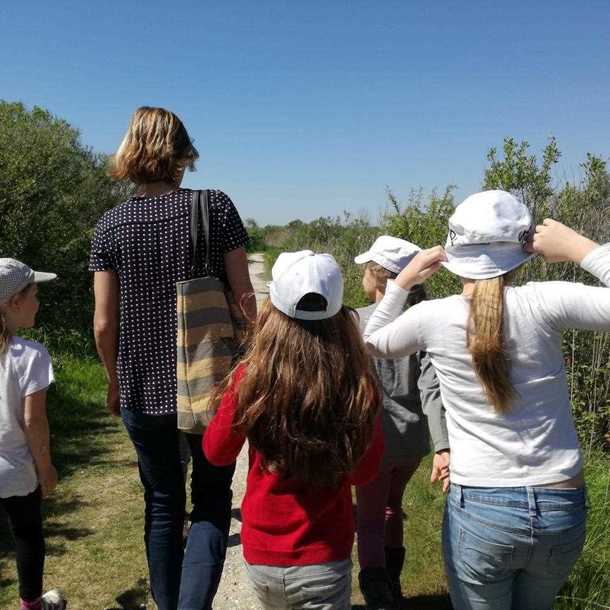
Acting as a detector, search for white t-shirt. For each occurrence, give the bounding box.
[0,336,54,498]
[364,244,610,487]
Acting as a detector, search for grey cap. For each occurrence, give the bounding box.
[0,258,57,304]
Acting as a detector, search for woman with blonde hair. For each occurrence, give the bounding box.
[90,107,255,610]
[363,190,610,610]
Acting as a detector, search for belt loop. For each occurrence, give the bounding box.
[526,487,536,518]
[459,485,465,509]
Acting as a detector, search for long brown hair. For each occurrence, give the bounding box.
[228,299,380,487]
[467,276,515,413]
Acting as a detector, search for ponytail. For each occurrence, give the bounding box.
[0,310,10,355]
[467,276,515,413]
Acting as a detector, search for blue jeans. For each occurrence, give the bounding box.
[442,484,586,610]
[121,408,235,610]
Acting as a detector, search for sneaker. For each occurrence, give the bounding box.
[41,590,67,610]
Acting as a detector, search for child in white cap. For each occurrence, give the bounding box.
[204,251,384,610]
[363,191,610,610]
[354,236,448,609]
[0,259,67,610]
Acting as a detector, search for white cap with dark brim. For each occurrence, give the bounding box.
[269,250,344,320]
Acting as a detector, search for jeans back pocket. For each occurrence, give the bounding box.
[458,527,514,585]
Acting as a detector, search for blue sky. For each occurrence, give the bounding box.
[1,1,609,225]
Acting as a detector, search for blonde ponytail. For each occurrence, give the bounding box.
[467,276,515,413]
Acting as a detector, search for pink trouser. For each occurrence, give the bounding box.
[356,456,421,569]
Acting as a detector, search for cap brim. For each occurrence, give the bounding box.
[33,271,57,283]
[442,244,533,280]
[354,252,371,265]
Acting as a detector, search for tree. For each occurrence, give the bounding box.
[483,136,560,221]
[0,101,131,351]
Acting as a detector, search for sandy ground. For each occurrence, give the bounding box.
[213,253,268,610]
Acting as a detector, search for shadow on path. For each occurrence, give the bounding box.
[105,577,149,609]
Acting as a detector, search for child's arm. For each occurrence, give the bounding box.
[418,353,449,454]
[24,389,57,498]
[349,413,384,486]
[203,377,247,466]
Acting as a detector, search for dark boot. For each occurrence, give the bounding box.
[358,567,395,610]
[385,546,406,603]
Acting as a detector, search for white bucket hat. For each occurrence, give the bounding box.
[354,235,421,274]
[441,190,534,280]
[269,250,344,320]
[0,258,57,304]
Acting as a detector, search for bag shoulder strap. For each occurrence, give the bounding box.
[190,189,211,276]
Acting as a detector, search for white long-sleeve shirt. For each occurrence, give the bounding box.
[364,244,610,487]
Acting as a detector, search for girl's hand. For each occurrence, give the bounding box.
[395,246,447,291]
[39,464,58,498]
[431,450,450,494]
[528,219,598,264]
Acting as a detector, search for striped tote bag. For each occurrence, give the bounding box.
[176,190,240,433]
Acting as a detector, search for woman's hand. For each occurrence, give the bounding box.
[431,449,450,494]
[106,380,121,417]
[395,246,447,291]
[528,219,598,264]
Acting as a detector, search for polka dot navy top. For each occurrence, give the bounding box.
[89,188,249,415]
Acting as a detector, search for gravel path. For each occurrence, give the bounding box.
[214,253,268,610]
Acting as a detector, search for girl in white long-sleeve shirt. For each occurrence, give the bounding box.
[363,190,610,610]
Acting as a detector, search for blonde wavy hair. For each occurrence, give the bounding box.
[109,106,199,185]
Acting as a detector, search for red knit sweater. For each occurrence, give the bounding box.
[203,368,384,566]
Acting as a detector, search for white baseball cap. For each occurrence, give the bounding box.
[269,250,344,320]
[354,235,421,274]
[0,258,57,304]
[442,190,534,280]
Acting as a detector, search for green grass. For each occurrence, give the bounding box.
[555,451,610,610]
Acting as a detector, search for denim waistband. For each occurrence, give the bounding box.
[449,484,587,513]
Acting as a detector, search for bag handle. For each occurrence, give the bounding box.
[190,189,211,276]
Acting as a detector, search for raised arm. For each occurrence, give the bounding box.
[530,221,610,331]
[364,247,445,359]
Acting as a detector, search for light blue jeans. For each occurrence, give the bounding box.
[442,484,586,610]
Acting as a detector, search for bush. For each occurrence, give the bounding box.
[0,101,131,354]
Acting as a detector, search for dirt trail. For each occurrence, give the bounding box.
[214,253,268,610]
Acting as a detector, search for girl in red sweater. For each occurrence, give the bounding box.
[204,250,383,610]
